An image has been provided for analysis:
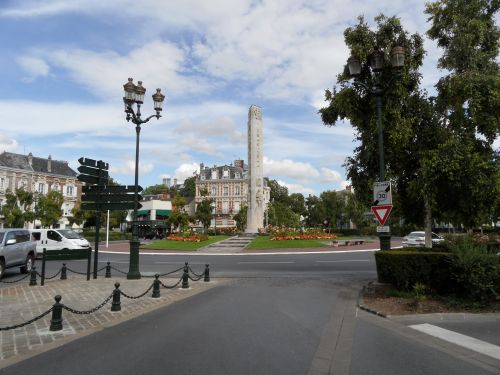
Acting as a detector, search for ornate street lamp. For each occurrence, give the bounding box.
[123,78,165,279]
[346,46,405,250]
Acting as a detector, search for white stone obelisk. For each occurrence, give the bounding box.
[246,105,265,233]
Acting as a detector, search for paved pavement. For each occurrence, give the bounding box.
[0,273,223,369]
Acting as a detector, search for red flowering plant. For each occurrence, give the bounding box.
[268,226,337,241]
[167,232,209,242]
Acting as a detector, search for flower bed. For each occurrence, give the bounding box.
[268,227,337,241]
[167,233,209,242]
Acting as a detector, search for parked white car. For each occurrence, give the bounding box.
[402,231,444,247]
[30,229,91,257]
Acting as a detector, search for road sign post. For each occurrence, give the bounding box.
[373,182,392,250]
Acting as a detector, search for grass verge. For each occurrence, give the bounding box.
[246,235,329,249]
[142,235,230,250]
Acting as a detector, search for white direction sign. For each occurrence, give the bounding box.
[373,181,392,206]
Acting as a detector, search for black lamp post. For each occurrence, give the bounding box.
[347,46,405,250]
[123,78,165,279]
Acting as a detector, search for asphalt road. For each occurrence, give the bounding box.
[1,249,499,374]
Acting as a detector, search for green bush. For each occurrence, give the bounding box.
[375,250,452,293]
[447,240,500,304]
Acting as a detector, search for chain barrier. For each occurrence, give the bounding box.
[62,293,114,315]
[142,266,184,278]
[159,276,183,289]
[43,269,62,280]
[96,266,107,273]
[65,267,88,276]
[120,283,154,299]
[188,274,204,282]
[0,273,31,284]
[110,266,128,275]
[188,266,203,278]
[0,307,53,331]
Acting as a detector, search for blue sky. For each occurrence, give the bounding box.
[0,0,487,196]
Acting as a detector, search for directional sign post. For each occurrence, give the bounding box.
[373,181,392,250]
[77,157,109,279]
[371,205,393,226]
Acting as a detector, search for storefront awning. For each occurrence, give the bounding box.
[156,209,172,216]
[136,210,150,216]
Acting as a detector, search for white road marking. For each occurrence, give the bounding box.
[237,261,295,264]
[316,260,369,263]
[410,323,500,360]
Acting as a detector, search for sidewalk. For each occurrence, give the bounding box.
[0,275,223,368]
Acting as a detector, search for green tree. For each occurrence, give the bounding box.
[2,188,34,228]
[195,188,213,232]
[143,184,169,195]
[168,195,189,232]
[179,176,196,197]
[425,0,500,228]
[268,201,300,228]
[305,195,323,228]
[233,204,247,232]
[37,191,64,228]
[288,193,306,215]
[266,178,289,204]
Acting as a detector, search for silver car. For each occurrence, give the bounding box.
[0,229,37,278]
[402,231,444,247]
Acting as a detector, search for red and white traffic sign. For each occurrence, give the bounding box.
[371,205,393,226]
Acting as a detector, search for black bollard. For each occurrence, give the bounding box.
[49,295,63,331]
[182,263,189,289]
[204,264,210,282]
[152,274,160,298]
[29,266,37,286]
[105,261,111,278]
[111,282,121,312]
[60,263,67,280]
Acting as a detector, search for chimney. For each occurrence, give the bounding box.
[200,163,204,173]
[28,152,33,167]
[173,178,178,187]
[234,159,244,168]
[166,178,171,187]
[47,154,52,173]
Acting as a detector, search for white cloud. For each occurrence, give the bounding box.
[17,56,50,81]
[0,135,19,152]
[277,180,315,196]
[110,160,153,176]
[263,157,319,181]
[319,167,342,183]
[174,163,200,183]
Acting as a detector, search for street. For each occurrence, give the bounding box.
[0,247,498,374]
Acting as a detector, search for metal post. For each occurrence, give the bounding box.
[60,263,67,280]
[182,262,189,289]
[105,261,111,278]
[204,264,210,282]
[29,266,37,286]
[127,124,142,280]
[152,274,160,298]
[41,248,46,286]
[111,282,121,311]
[49,295,63,331]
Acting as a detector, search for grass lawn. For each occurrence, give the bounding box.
[246,235,329,249]
[141,235,230,251]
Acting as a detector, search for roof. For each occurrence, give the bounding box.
[198,164,247,181]
[0,152,77,177]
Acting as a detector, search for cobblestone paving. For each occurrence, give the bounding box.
[0,275,222,365]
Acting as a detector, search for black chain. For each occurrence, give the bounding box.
[159,276,183,289]
[0,273,31,284]
[110,266,128,275]
[0,307,53,331]
[62,293,114,315]
[188,274,203,282]
[96,266,107,273]
[43,269,62,280]
[141,266,184,278]
[65,267,88,275]
[120,283,154,299]
[188,266,203,278]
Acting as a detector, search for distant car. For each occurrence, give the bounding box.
[402,231,444,248]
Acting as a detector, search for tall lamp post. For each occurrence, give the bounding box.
[123,78,165,279]
[346,46,405,250]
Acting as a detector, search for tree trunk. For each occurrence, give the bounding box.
[424,196,432,248]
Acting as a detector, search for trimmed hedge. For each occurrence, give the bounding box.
[375,250,453,293]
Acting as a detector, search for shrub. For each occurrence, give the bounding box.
[268,226,337,241]
[375,250,452,293]
[167,233,209,242]
[447,240,500,304]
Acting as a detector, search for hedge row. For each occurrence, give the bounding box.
[375,250,453,293]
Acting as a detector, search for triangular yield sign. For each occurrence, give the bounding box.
[371,205,393,226]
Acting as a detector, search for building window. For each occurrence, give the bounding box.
[0,177,5,191]
[235,172,240,179]
[223,186,228,196]
[211,186,216,196]
[234,201,240,212]
[38,183,45,194]
[211,170,218,179]
[201,174,205,180]
[235,186,240,196]
[222,201,228,214]
[66,186,74,197]
[223,169,229,179]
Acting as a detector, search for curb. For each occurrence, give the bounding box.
[357,287,388,318]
